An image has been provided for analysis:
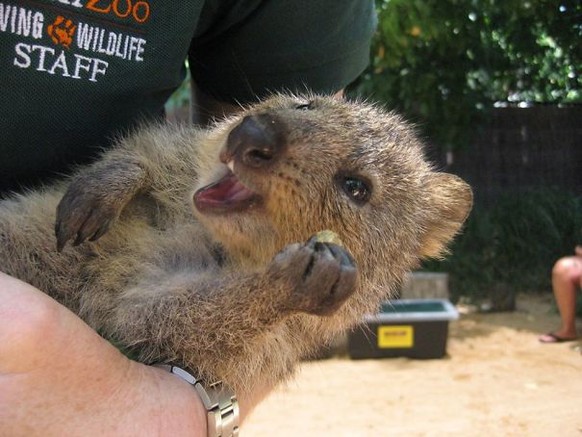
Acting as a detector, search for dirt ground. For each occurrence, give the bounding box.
[244,294,582,436]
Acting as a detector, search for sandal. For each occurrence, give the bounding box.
[538,332,577,344]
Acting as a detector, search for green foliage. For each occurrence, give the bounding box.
[352,0,582,150]
[165,63,192,114]
[424,189,582,301]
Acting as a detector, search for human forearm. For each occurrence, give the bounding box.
[0,272,208,436]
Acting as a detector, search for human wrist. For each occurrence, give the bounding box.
[144,363,208,436]
[149,364,270,436]
[154,364,240,437]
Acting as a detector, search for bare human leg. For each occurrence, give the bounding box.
[539,253,581,343]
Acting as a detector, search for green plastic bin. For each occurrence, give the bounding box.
[348,299,459,359]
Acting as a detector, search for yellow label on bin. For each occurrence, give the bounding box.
[377,325,414,348]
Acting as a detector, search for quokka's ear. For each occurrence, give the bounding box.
[419,172,473,259]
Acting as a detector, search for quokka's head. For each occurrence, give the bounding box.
[193,94,473,287]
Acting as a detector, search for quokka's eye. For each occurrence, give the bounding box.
[295,101,314,110]
[338,175,372,205]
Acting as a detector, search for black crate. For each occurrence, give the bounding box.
[348,299,458,359]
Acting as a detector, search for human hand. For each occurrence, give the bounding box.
[574,245,582,258]
[0,272,206,436]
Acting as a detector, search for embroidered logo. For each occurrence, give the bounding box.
[47,15,76,48]
[1,1,151,83]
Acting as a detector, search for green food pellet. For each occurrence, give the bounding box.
[314,230,343,246]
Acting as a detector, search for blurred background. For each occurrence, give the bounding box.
[351,0,582,312]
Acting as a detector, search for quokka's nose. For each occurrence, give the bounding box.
[225,113,285,168]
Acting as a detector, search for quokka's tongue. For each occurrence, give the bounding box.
[194,171,260,213]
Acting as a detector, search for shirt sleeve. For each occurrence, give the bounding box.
[189,0,376,104]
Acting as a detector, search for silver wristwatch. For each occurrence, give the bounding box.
[155,364,239,437]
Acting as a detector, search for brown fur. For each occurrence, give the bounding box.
[0,94,472,398]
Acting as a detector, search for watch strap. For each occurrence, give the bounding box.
[155,364,239,437]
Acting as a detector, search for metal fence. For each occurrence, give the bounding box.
[432,106,582,206]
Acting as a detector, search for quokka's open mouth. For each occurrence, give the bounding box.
[194,167,262,214]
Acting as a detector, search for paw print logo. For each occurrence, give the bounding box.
[47,16,77,49]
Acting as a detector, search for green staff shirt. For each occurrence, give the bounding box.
[0,0,375,194]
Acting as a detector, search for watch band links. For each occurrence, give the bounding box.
[155,364,239,437]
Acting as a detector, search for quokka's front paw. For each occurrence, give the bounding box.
[55,159,147,251]
[55,180,120,251]
[270,237,358,316]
